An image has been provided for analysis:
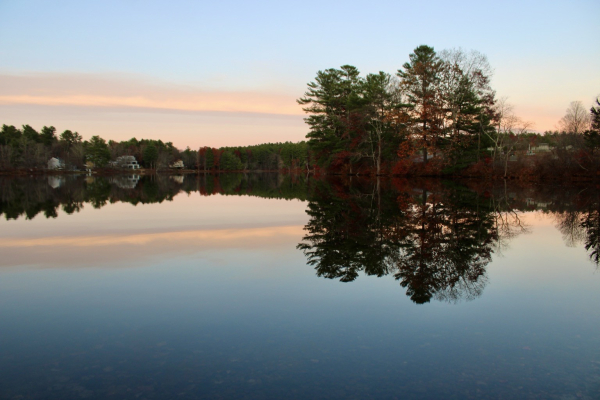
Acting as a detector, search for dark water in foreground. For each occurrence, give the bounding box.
[1,174,599,399]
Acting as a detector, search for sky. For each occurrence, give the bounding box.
[0,0,598,149]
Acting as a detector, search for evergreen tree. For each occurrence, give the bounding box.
[397,45,444,164]
[22,125,40,143]
[86,136,111,167]
[143,143,159,169]
[40,126,58,146]
[298,65,365,171]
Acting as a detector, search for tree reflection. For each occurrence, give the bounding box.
[554,189,600,265]
[297,179,532,304]
[2,173,599,285]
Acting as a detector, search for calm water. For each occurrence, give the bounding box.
[1,174,599,399]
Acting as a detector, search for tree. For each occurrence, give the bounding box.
[363,72,404,175]
[59,129,82,149]
[40,126,57,146]
[0,125,22,146]
[220,150,244,170]
[22,125,40,143]
[86,136,111,167]
[298,65,365,172]
[143,143,158,169]
[558,101,591,133]
[583,98,600,154]
[205,147,214,170]
[397,45,444,164]
[590,97,600,133]
[438,49,496,167]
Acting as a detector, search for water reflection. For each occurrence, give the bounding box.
[1,174,599,304]
[2,174,600,399]
[553,189,600,264]
[298,179,507,303]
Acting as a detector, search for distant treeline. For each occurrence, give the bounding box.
[0,123,314,173]
[197,142,309,172]
[0,125,197,170]
[0,123,311,173]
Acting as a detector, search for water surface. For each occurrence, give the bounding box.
[1,174,599,399]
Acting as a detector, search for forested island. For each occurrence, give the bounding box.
[1,45,599,181]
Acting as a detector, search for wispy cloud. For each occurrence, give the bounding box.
[0,72,303,116]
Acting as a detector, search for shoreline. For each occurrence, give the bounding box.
[1,167,599,183]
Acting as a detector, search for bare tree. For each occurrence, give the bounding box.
[554,211,586,247]
[483,98,533,176]
[438,49,495,158]
[558,101,591,133]
[485,97,513,166]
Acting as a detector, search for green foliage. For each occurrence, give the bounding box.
[293,45,504,175]
[0,125,22,146]
[591,98,600,133]
[220,150,244,170]
[85,136,111,167]
[22,125,40,143]
[298,65,366,169]
[196,142,309,172]
[59,129,82,147]
[205,147,215,170]
[143,144,159,168]
[0,123,190,171]
[40,126,57,146]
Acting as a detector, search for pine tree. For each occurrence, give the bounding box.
[397,45,444,164]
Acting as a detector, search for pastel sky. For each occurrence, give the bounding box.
[0,0,598,149]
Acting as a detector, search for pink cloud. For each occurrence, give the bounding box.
[0,72,304,115]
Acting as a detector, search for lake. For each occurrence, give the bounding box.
[1,174,599,399]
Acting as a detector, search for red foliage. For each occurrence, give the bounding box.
[391,159,412,176]
[330,151,352,172]
[462,160,492,178]
[212,148,222,169]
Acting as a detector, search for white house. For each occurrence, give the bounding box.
[47,157,64,170]
[111,155,140,170]
[170,160,185,169]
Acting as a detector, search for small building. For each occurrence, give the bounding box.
[85,161,95,173]
[170,160,185,169]
[111,155,140,170]
[533,143,551,153]
[47,157,64,170]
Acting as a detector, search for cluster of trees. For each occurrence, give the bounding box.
[299,44,600,178]
[103,137,196,170]
[197,142,309,172]
[0,125,197,170]
[298,45,498,176]
[475,98,600,180]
